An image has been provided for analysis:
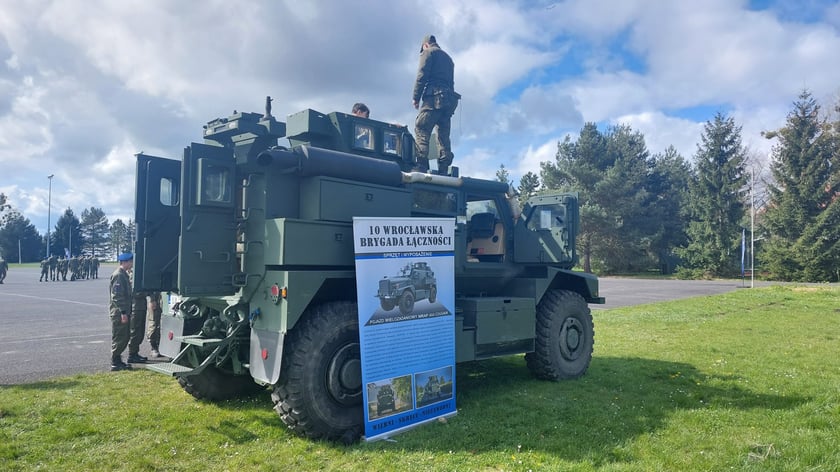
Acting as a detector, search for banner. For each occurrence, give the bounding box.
[741,228,746,276]
[353,217,457,441]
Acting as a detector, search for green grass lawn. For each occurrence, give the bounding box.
[2,285,838,471]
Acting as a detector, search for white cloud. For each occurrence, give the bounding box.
[1,0,839,236]
[612,111,704,159]
[517,138,562,177]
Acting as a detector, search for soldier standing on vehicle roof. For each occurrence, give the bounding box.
[109,252,134,371]
[412,34,460,175]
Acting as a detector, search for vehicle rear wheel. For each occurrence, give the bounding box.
[428,285,437,304]
[178,365,264,401]
[398,291,415,315]
[525,289,594,380]
[271,301,363,443]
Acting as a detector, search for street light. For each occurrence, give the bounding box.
[46,174,54,259]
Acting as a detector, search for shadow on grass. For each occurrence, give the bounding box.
[389,355,808,461]
[143,355,808,457]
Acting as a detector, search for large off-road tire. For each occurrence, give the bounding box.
[178,366,265,401]
[380,298,396,311]
[271,301,363,443]
[428,285,437,304]
[398,291,415,315]
[525,289,594,380]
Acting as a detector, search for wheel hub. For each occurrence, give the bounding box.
[559,317,583,361]
[327,343,362,406]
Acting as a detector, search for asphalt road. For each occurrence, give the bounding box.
[0,266,768,385]
[0,264,162,385]
[594,276,769,309]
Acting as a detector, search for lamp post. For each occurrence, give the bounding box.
[46,174,54,259]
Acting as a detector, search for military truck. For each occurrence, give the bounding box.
[135,97,604,443]
[376,261,437,314]
[376,385,395,416]
[423,375,441,400]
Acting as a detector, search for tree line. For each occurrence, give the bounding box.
[0,200,134,263]
[499,90,839,282]
[3,90,837,281]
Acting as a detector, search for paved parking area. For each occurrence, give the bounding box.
[0,265,160,384]
[0,265,788,385]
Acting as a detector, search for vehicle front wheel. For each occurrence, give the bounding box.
[380,298,396,311]
[398,291,415,315]
[271,301,363,443]
[525,289,594,380]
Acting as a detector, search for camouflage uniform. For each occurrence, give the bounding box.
[58,257,68,281]
[0,256,8,284]
[48,255,57,281]
[146,292,163,357]
[109,261,133,369]
[39,259,49,282]
[69,256,79,281]
[412,35,459,174]
[128,289,148,360]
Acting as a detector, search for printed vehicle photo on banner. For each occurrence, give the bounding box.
[353,217,456,441]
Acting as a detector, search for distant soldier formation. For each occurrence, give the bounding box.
[39,254,100,282]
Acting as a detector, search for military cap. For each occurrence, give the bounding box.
[118,252,134,262]
[420,34,436,53]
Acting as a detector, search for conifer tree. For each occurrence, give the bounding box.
[761,90,840,281]
[679,112,748,277]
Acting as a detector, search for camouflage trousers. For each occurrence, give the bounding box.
[414,106,455,172]
[110,313,130,360]
[146,306,162,350]
[129,295,147,355]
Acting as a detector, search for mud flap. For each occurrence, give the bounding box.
[249,328,284,384]
[159,314,185,359]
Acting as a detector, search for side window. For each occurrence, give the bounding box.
[412,188,458,214]
[197,159,232,206]
[466,199,498,220]
[354,124,374,150]
[526,203,566,231]
[383,131,400,155]
[160,177,179,207]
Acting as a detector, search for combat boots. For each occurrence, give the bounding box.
[127,353,148,363]
[110,357,132,371]
[437,151,453,176]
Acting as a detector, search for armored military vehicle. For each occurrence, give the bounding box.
[376,261,437,314]
[136,97,604,442]
[423,375,441,400]
[376,385,395,416]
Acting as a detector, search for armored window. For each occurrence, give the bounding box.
[383,131,400,155]
[354,124,374,150]
[526,203,566,231]
[412,188,457,214]
[466,199,498,220]
[196,159,232,206]
[159,177,179,207]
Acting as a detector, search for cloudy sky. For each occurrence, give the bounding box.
[2,0,839,235]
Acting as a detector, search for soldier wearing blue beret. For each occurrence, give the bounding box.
[109,252,134,371]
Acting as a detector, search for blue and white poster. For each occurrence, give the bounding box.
[353,217,457,441]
